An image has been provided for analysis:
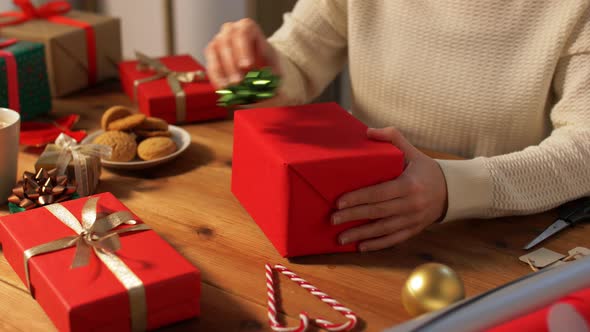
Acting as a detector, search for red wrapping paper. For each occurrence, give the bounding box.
[487,288,590,332]
[20,114,87,146]
[232,103,405,257]
[0,192,200,332]
[119,55,227,124]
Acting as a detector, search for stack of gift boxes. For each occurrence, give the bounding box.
[0,1,229,126]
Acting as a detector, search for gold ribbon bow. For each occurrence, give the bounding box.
[54,133,112,196]
[23,197,151,332]
[134,51,206,123]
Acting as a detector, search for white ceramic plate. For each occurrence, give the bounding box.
[82,125,191,170]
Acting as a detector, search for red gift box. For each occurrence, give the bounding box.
[0,193,200,332]
[232,103,405,257]
[119,54,227,124]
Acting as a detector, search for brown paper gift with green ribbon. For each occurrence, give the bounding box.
[0,2,121,96]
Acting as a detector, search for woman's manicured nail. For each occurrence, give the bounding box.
[332,214,342,225]
[359,246,368,252]
[339,236,349,245]
[338,200,348,209]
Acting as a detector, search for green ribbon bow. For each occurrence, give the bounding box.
[216,68,280,107]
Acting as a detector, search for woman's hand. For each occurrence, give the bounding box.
[333,127,448,252]
[205,18,281,89]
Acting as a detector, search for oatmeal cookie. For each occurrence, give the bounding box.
[93,131,137,162]
[137,137,177,161]
[107,114,146,131]
[101,106,133,130]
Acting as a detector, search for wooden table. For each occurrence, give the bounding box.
[0,83,588,332]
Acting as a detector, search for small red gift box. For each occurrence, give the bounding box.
[119,54,227,124]
[0,192,200,332]
[232,103,405,257]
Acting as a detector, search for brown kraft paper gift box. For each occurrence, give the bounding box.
[34,144,101,197]
[0,10,121,97]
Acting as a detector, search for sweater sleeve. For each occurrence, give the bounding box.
[437,9,590,222]
[267,0,348,105]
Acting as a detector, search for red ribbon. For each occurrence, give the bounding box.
[0,0,97,85]
[0,38,20,112]
[20,114,87,147]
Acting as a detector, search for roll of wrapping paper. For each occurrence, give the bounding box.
[216,68,280,107]
[384,256,590,332]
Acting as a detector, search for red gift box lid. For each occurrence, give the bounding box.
[234,102,404,203]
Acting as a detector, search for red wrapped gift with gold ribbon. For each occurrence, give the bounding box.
[119,52,227,124]
[0,193,201,331]
[0,0,121,96]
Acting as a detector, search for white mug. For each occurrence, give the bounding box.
[0,108,20,205]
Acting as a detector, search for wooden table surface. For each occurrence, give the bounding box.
[0,83,588,332]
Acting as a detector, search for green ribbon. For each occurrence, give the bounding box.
[216,68,280,107]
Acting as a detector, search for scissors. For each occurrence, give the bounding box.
[523,197,590,250]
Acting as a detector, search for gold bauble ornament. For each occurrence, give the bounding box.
[402,263,465,317]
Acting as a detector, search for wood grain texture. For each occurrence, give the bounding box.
[0,82,586,331]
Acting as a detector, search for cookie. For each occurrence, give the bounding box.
[136,117,169,131]
[101,106,133,130]
[93,131,137,162]
[134,129,172,138]
[107,114,146,131]
[137,137,177,161]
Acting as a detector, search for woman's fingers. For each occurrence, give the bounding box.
[205,18,279,89]
[332,197,413,225]
[337,177,411,209]
[357,226,422,252]
[216,24,241,85]
[338,216,416,245]
[232,18,259,69]
[205,43,227,89]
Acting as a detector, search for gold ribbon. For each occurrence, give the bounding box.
[53,133,112,196]
[23,197,151,332]
[133,51,206,123]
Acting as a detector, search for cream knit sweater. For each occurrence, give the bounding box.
[268,0,590,222]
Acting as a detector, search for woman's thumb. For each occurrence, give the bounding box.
[367,127,419,160]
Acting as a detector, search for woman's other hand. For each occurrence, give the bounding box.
[333,127,449,252]
[205,18,281,89]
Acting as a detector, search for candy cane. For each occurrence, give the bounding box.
[266,263,358,332]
